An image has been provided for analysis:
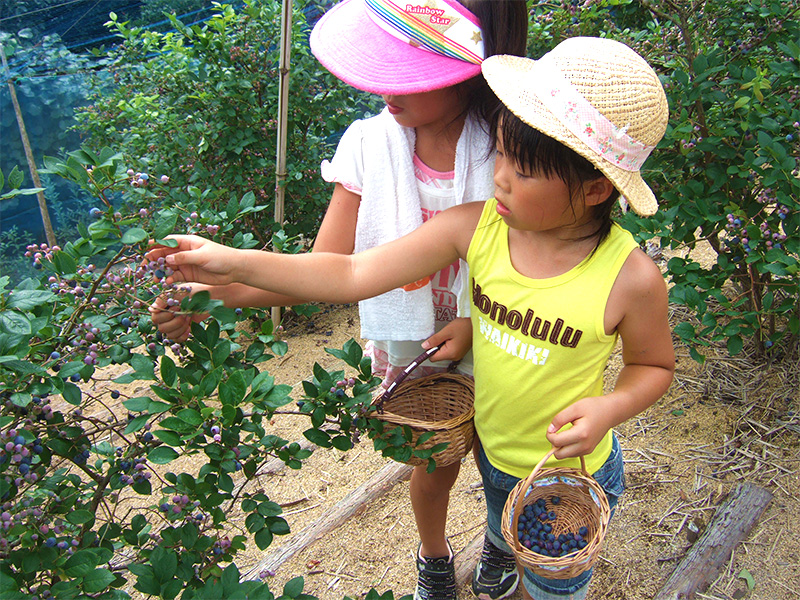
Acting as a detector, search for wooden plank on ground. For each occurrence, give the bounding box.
[653,482,772,600]
[243,460,414,580]
[455,528,485,586]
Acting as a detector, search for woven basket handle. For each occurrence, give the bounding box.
[509,446,588,553]
[373,345,457,413]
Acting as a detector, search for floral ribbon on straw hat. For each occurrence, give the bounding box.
[481,38,669,215]
[365,0,484,64]
[529,56,655,172]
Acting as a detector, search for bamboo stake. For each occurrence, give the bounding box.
[1,43,56,246]
[271,0,293,328]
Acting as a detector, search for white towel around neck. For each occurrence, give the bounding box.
[323,108,495,341]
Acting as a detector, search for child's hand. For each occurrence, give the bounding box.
[421,317,472,362]
[146,235,241,286]
[546,396,614,460]
[149,285,210,343]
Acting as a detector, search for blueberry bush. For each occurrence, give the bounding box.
[74,0,380,244]
[528,0,800,360]
[0,153,429,599]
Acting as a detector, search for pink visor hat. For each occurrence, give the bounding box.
[310,0,485,95]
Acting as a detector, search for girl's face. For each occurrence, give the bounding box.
[381,87,464,130]
[492,139,583,233]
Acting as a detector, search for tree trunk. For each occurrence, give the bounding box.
[653,483,772,600]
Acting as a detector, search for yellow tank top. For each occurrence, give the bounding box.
[466,198,639,477]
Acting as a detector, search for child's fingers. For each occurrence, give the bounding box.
[547,404,581,436]
[422,341,454,362]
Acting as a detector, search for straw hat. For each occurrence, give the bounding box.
[482,37,668,216]
[310,0,484,95]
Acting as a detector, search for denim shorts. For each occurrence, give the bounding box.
[477,436,625,600]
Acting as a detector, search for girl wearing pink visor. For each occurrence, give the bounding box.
[150,3,527,599]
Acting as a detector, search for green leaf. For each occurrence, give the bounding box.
[727,335,743,356]
[8,166,24,188]
[66,510,95,526]
[738,568,755,590]
[121,228,148,245]
[176,408,203,425]
[0,311,31,335]
[245,512,265,533]
[161,355,176,386]
[154,430,182,446]
[154,212,178,240]
[254,527,273,550]
[303,428,331,447]
[7,289,55,310]
[301,380,318,397]
[123,397,151,412]
[62,382,82,406]
[180,522,198,549]
[64,549,100,577]
[283,576,305,598]
[151,546,178,582]
[148,446,179,464]
[331,435,353,451]
[124,414,150,434]
[82,568,116,593]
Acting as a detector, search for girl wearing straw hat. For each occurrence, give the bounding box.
[149,36,676,600]
[150,1,527,599]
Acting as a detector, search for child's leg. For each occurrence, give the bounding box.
[411,461,461,558]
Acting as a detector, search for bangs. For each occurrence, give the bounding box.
[492,105,599,184]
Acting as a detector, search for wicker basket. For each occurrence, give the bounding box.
[501,447,610,579]
[371,346,475,468]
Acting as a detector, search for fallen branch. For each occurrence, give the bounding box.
[243,460,413,580]
[454,529,485,586]
[653,482,772,600]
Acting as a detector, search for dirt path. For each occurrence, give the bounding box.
[232,303,799,600]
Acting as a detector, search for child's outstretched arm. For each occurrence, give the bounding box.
[546,249,675,460]
[147,202,482,306]
[148,184,362,341]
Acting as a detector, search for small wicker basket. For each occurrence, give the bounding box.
[371,346,475,468]
[501,447,611,579]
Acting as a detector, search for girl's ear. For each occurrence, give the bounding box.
[583,176,616,207]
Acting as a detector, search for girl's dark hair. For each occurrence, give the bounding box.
[492,105,620,244]
[456,0,528,124]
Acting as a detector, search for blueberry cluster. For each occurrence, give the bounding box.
[0,428,44,484]
[117,456,151,486]
[0,490,79,560]
[516,497,590,558]
[329,377,356,398]
[211,536,232,556]
[126,168,169,188]
[724,203,789,260]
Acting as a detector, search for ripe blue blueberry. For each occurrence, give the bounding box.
[121,317,131,328]
[45,537,56,547]
[50,351,61,360]
[89,207,103,219]
[110,390,120,399]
